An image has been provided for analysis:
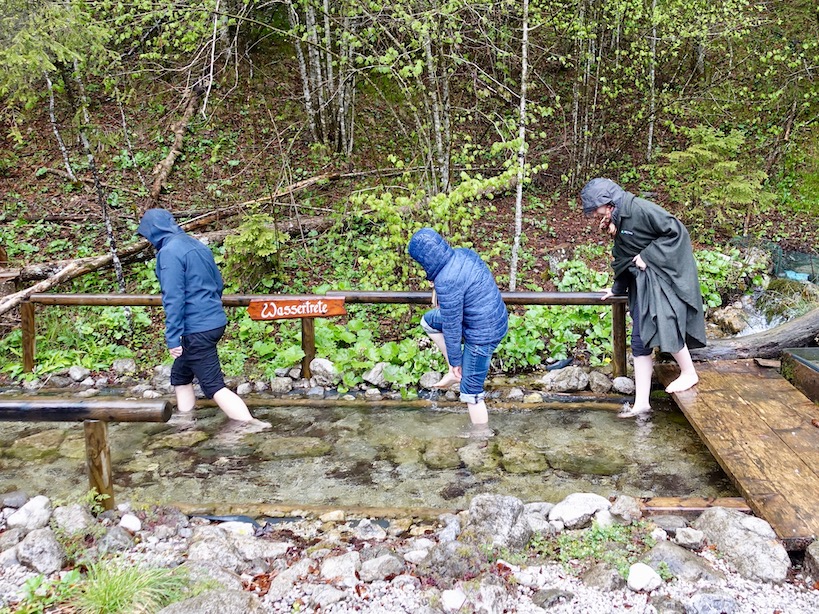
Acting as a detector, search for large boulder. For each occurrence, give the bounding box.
[692,507,790,583]
[466,494,532,550]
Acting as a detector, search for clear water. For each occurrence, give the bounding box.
[0,399,736,510]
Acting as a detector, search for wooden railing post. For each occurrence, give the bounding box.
[612,302,627,378]
[21,300,35,373]
[301,318,315,379]
[84,420,115,511]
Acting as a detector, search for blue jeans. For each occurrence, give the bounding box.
[421,309,500,404]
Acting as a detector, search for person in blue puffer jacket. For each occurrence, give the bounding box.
[137,208,270,429]
[408,228,508,437]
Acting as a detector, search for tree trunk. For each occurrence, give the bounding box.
[44,72,76,182]
[509,0,529,292]
[691,308,819,361]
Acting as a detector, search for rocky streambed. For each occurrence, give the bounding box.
[1,490,818,613]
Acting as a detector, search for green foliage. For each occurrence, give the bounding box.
[529,520,657,578]
[71,560,188,614]
[220,214,287,292]
[661,126,775,237]
[497,252,613,370]
[695,247,768,309]
[8,569,83,614]
[0,0,117,118]
[349,167,518,292]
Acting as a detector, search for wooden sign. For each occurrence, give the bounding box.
[248,297,347,321]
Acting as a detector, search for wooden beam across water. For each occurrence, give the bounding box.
[656,359,819,550]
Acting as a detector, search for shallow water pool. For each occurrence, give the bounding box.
[0,397,736,510]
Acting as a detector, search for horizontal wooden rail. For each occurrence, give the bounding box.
[21,291,629,378]
[327,290,628,306]
[0,398,172,422]
[0,398,171,511]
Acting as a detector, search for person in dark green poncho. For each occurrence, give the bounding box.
[580,178,707,418]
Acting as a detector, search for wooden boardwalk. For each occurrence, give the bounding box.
[656,359,819,550]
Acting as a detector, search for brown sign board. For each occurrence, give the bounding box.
[248,297,347,321]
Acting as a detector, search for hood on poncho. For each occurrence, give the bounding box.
[408,228,454,281]
[580,178,627,216]
[137,208,184,250]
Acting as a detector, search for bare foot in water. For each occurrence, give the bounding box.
[433,372,461,389]
[665,372,699,394]
[618,402,652,419]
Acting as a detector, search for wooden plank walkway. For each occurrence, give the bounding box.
[656,359,819,550]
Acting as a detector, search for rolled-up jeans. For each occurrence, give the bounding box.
[421,309,500,404]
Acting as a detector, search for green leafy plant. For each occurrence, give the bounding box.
[220,213,288,292]
[12,570,82,614]
[529,520,656,578]
[695,247,768,309]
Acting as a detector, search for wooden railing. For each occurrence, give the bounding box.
[0,398,172,510]
[20,291,628,379]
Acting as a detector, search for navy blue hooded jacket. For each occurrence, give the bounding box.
[137,209,227,348]
[408,228,508,367]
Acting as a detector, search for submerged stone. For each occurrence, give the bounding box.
[8,429,67,461]
[422,438,465,470]
[256,436,333,459]
[496,437,549,474]
[546,445,627,476]
[150,430,210,449]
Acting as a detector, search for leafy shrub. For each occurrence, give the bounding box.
[220,213,287,292]
[695,247,768,309]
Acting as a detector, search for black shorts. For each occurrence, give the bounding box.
[170,326,227,398]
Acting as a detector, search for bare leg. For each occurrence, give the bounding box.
[467,400,488,425]
[428,332,461,388]
[666,344,699,393]
[620,354,653,418]
[212,388,270,430]
[174,383,196,413]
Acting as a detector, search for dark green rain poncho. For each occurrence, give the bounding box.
[580,178,707,354]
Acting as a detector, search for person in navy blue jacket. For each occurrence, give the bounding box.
[137,208,270,429]
[408,228,508,436]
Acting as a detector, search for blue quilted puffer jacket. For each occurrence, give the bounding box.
[408,228,508,366]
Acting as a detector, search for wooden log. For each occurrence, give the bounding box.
[20,301,35,373]
[84,420,114,511]
[0,399,172,422]
[641,496,750,517]
[302,318,315,378]
[612,302,627,378]
[173,501,456,521]
[328,290,628,307]
[691,306,819,361]
[149,88,202,202]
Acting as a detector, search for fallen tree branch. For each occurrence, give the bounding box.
[692,307,819,361]
[1,169,517,316]
[0,173,341,316]
[149,87,202,203]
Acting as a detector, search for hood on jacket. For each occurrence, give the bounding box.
[408,228,454,281]
[580,178,627,216]
[137,208,183,250]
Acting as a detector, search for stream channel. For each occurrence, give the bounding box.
[0,394,737,511]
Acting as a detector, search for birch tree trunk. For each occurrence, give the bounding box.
[72,62,127,297]
[509,0,529,292]
[646,0,657,162]
[44,72,76,183]
[287,0,356,154]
